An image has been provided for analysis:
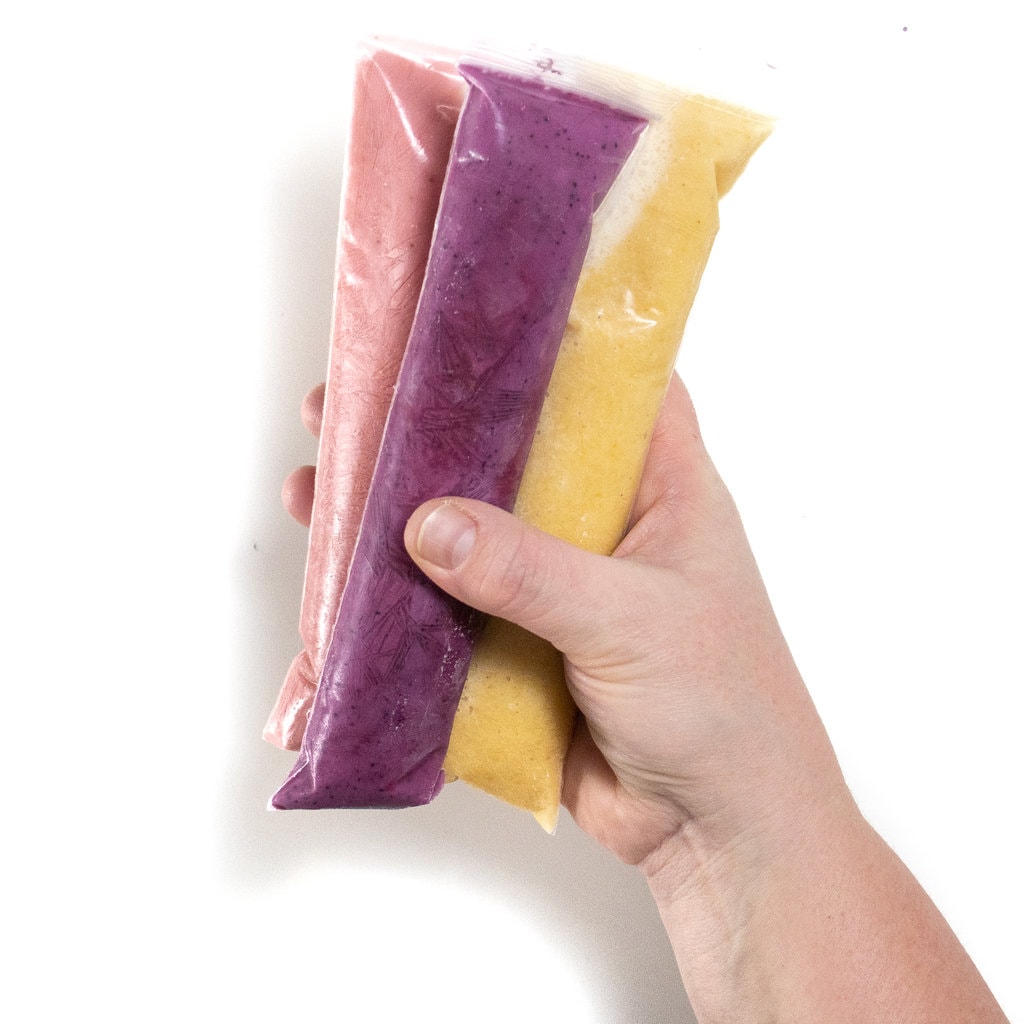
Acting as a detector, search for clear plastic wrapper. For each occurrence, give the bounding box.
[442,88,773,830]
[271,54,648,809]
[262,39,467,750]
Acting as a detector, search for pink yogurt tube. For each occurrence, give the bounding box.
[262,41,467,750]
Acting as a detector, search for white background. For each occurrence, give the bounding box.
[3,2,1021,1021]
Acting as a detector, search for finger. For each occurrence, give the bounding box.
[561,716,618,822]
[628,372,707,525]
[616,373,736,568]
[561,718,684,865]
[282,465,316,527]
[301,382,326,439]
[404,497,634,660]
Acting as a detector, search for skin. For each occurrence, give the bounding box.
[283,375,1007,1023]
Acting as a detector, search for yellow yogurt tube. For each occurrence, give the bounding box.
[442,92,773,831]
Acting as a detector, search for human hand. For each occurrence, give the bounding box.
[284,377,1008,1023]
[284,375,849,868]
[402,373,850,868]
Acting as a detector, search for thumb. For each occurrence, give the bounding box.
[404,497,622,659]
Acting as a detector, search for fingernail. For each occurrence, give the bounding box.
[416,503,477,570]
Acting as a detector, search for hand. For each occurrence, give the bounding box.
[403,373,849,867]
[283,375,848,866]
[284,375,1008,1022]
[401,375,1009,1022]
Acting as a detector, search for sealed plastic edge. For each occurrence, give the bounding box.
[360,34,464,70]
[465,37,781,124]
[460,42,677,121]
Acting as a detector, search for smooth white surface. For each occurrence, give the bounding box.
[3,3,1020,1021]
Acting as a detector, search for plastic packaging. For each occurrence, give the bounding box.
[262,40,467,751]
[271,55,648,809]
[441,89,773,830]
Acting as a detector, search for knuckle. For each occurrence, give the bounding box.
[472,524,553,624]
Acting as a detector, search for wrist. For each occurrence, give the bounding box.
[638,781,863,1022]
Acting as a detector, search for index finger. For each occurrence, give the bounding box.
[626,372,709,527]
[300,382,326,439]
